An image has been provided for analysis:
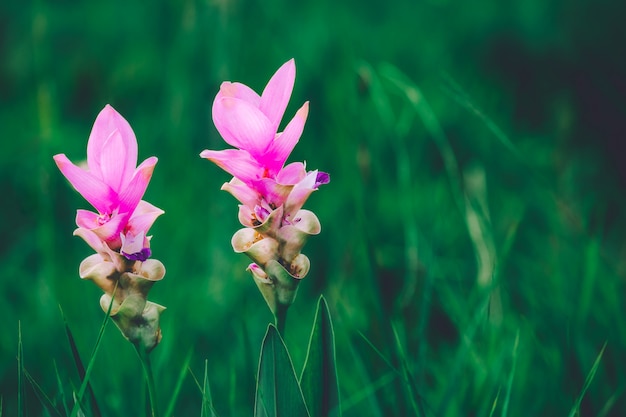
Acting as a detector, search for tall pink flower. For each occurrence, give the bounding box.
[54,104,162,260]
[200,59,329,320]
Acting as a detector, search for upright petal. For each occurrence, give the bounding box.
[117,157,158,215]
[87,105,138,181]
[200,149,263,184]
[262,102,309,175]
[217,81,261,106]
[98,130,131,193]
[212,97,274,157]
[260,59,296,129]
[54,154,115,214]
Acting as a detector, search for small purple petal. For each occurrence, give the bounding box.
[122,247,152,262]
[315,171,330,188]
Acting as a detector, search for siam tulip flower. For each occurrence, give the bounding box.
[54,104,165,351]
[54,104,161,257]
[200,59,329,327]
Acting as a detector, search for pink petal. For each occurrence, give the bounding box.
[200,149,263,184]
[284,170,318,217]
[238,204,256,228]
[73,227,106,253]
[79,210,129,248]
[75,209,100,229]
[87,105,137,180]
[221,177,260,208]
[212,97,274,157]
[54,154,115,214]
[126,200,164,235]
[263,102,309,176]
[120,230,147,256]
[217,82,261,106]
[260,59,296,129]
[117,156,158,215]
[254,178,294,208]
[98,130,131,193]
[276,162,307,185]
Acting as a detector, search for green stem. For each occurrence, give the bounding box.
[275,304,288,335]
[134,344,160,417]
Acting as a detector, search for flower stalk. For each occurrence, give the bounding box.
[134,342,160,417]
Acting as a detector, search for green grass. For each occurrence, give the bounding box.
[2,0,626,415]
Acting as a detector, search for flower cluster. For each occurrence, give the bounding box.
[54,105,165,351]
[201,59,329,314]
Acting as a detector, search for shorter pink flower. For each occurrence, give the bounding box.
[54,105,162,256]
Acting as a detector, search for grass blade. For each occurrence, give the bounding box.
[379,63,464,214]
[162,349,193,417]
[69,295,114,417]
[60,306,102,417]
[440,74,521,158]
[17,321,24,417]
[501,330,520,417]
[255,324,310,417]
[391,323,426,417]
[53,360,71,416]
[200,359,219,417]
[567,341,607,417]
[23,367,63,417]
[300,295,341,417]
[489,388,501,417]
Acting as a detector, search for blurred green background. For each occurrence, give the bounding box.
[2,0,626,415]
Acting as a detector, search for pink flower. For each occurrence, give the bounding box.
[200,59,309,186]
[200,59,329,224]
[54,105,162,256]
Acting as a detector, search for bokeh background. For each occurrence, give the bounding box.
[2,0,626,415]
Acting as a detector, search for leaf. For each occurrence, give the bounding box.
[255,324,310,417]
[300,296,341,417]
[68,295,114,417]
[60,306,102,417]
[23,367,63,417]
[501,330,520,417]
[163,349,193,417]
[567,341,607,417]
[53,360,71,416]
[391,323,425,416]
[17,321,23,417]
[201,359,219,417]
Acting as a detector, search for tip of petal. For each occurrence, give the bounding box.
[297,101,309,120]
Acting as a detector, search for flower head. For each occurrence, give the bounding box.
[54,105,162,256]
[200,59,311,186]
